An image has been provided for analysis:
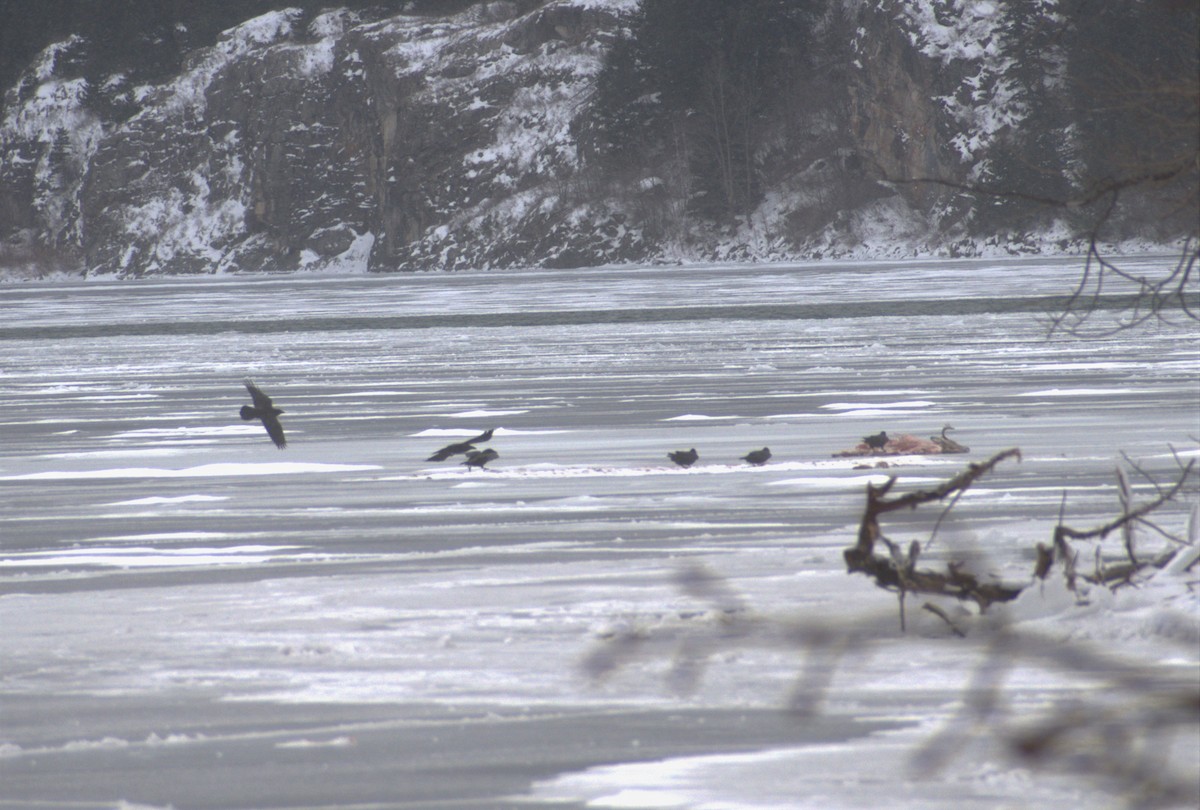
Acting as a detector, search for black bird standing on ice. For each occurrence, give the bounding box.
[741,447,771,466]
[668,448,699,468]
[862,431,888,450]
[462,447,499,469]
[240,380,287,449]
[427,428,496,461]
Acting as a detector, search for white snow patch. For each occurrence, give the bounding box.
[45,448,190,460]
[0,462,380,480]
[296,230,376,275]
[663,414,740,421]
[0,545,314,568]
[275,736,357,749]
[821,401,937,411]
[106,494,229,506]
[768,474,899,489]
[411,427,567,437]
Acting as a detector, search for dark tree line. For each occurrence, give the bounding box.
[977,0,1199,238]
[583,0,820,219]
[584,0,1197,244]
[893,0,1199,332]
[0,0,492,109]
[3,0,289,92]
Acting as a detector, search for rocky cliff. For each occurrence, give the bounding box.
[1,0,1195,277]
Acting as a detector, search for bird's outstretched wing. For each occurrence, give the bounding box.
[427,429,493,461]
[260,412,287,449]
[244,380,274,411]
[427,441,473,462]
[243,380,287,449]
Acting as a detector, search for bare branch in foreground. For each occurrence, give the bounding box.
[843,449,1025,615]
[1052,457,1197,590]
[845,449,1197,618]
[583,565,1200,808]
[911,627,1200,809]
[584,447,1200,806]
[887,166,1200,337]
[1045,234,1199,338]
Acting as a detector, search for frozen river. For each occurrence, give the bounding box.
[1,256,1197,809]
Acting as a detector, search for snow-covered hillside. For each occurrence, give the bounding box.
[0,0,1194,277]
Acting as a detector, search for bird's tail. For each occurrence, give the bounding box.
[240,405,257,421]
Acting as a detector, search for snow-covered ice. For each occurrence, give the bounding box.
[0,257,1196,808]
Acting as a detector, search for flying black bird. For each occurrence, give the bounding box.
[741,447,772,466]
[426,428,496,461]
[240,380,286,449]
[862,431,889,450]
[462,448,499,469]
[668,448,699,468]
[427,440,476,462]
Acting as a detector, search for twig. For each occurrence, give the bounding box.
[921,602,966,638]
[1050,458,1197,587]
[1054,459,1196,545]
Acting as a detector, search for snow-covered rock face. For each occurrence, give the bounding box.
[889,0,1067,172]
[0,36,105,268]
[357,0,642,270]
[80,7,375,277]
[0,0,1192,277]
[2,2,638,277]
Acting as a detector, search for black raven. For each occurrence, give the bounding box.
[462,448,499,469]
[668,448,699,468]
[862,431,888,450]
[741,447,771,466]
[427,441,476,462]
[240,380,286,449]
[426,428,496,462]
